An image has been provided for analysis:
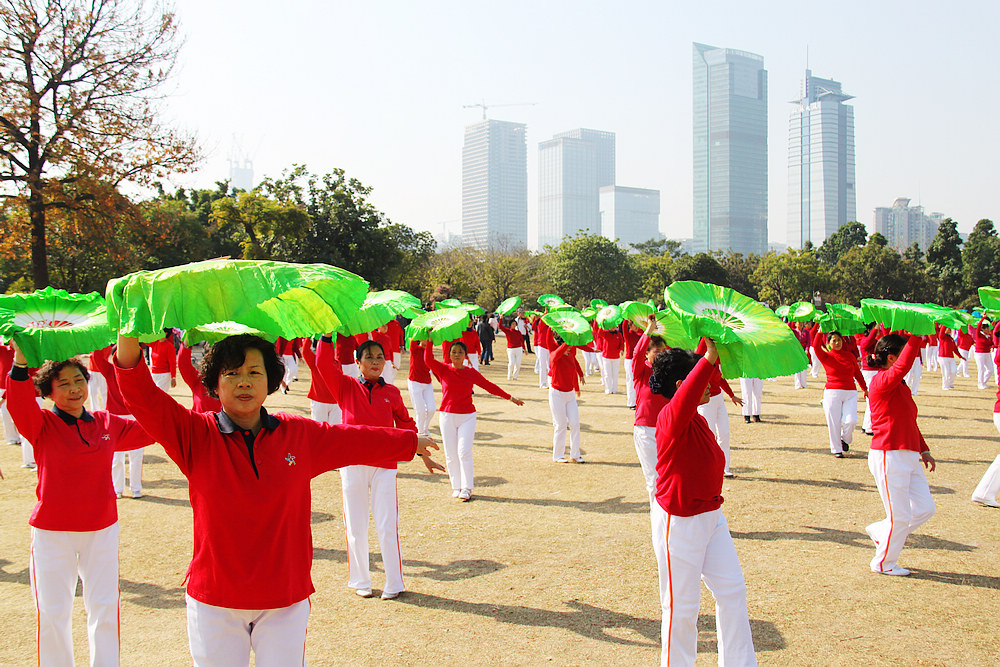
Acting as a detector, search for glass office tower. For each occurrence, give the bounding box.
[692,42,768,255]
[462,119,528,249]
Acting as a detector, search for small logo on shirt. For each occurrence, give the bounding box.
[285,453,296,466]
[101,434,110,441]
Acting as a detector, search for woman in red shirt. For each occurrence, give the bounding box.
[632,319,669,497]
[647,339,756,666]
[423,340,523,501]
[7,343,152,665]
[114,333,436,663]
[936,325,960,391]
[178,343,223,414]
[547,335,585,463]
[865,333,937,576]
[812,332,868,458]
[299,338,341,424]
[972,385,1000,507]
[406,339,436,436]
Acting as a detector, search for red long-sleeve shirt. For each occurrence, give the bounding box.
[408,340,432,384]
[149,337,177,376]
[386,319,405,355]
[115,356,417,610]
[424,345,510,413]
[654,358,725,516]
[548,344,584,392]
[335,333,358,365]
[971,319,993,353]
[859,326,884,371]
[622,325,641,360]
[178,345,222,413]
[316,338,416,469]
[300,342,337,404]
[598,328,624,359]
[498,322,525,349]
[694,339,737,399]
[88,345,129,415]
[956,329,974,351]
[633,333,668,428]
[869,336,927,453]
[937,328,959,359]
[275,337,296,356]
[812,338,868,391]
[6,367,152,532]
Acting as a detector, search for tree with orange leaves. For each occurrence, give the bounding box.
[0,0,200,288]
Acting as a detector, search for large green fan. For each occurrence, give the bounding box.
[334,290,421,336]
[580,307,598,322]
[979,287,1000,311]
[107,259,368,340]
[182,321,275,346]
[787,301,816,322]
[774,304,790,319]
[621,300,655,328]
[860,299,953,336]
[648,310,700,350]
[549,303,577,313]
[921,304,975,331]
[0,287,115,366]
[457,303,485,317]
[542,311,594,347]
[595,305,624,330]
[405,308,470,345]
[664,281,809,379]
[538,294,565,308]
[817,303,867,335]
[497,296,522,316]
[524,310,543,318]
[590,298,608,309]
[434,298,462,309]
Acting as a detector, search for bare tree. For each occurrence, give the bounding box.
[0,0,199,287]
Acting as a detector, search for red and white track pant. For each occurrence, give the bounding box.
[975,351,993,389]
[651,506,756,666]
[861,370,878,432]
[957,348,970,377]
[866,449,936,572]
[110,415,140,495]
[547,388,581,461]
[601,357,620,394]
[698,393,731,473]
[185,594,309,667]
[904,361,922,396]
[625,358,636,406]
[340,465,403,595]
[439,412,477,492]
[739,379,762,417]
[309,400,342,425]
[822,389,858,454]
[972,413,1000,505]
[30,523,120,667]
[939,357,957,390]
[506,347,523,380]
[281,354,298,385]
[632,425,658,498]
[535,347,550,388]
[406,381,436,436]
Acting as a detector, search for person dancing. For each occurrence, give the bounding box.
[547,335,585,463]
[812,332,868,458]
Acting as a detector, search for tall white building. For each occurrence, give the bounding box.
[787,70,856,248]
[462,119,528,249]
[537,129,615,248]
[599,186,661,250]
[873,198,942,253]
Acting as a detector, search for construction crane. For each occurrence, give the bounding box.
[463,100,538,120]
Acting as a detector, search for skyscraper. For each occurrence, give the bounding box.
[873,198,942,253]
[537,129,615,248]
[692,42,768,255]
[462,119,528,249]
[787,70,856,249]
[599,186,661,249]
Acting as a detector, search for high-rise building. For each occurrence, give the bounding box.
[787,70,856,249]
[599,186,661,250]
[462,119,528,249]
[692,42,768,255]
[537,129,615,248]
[873,198,942,253]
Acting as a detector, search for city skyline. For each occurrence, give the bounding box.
[162,1,997,251]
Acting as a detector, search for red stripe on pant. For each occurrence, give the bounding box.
[879,451,894,572]
[665,514,674,666]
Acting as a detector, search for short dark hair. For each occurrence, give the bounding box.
[648,348,701,399]
[646,335,667,352]
[866,333,908,370]
[200,334,285,398]
[356,339,385,361]
[34,357,90,398]
[449,341,468,355]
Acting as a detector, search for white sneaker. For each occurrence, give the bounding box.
[458,489,472,501]
[381,590,401,600]
[572,456,585,464]
[451,489,461,498]
[553,458,568,463]
[972,496,1000,508]
[874,565,910,576]
[865,524,879,546]
[355,588,374,598]
[131,491,143,499]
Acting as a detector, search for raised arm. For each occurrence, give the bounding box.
[423,340,449,375]
[315,336,346,402]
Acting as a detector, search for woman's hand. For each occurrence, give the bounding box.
[702,338,719,365]
[415,435,439,458]
[921,450,936,472]
[115,334,142,369]
[510,396,524,406]
[420,453,446,474]
[10,339,26,366]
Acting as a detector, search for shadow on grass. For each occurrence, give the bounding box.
[127,494,190,508]
[0,559,29,586]
[908,569,1000,589]
[395,473,507,489]
[697,614,786,653]
[141,477,189,490]
[120,578,186,609]
[314,548,504,582]
[739,475,875,492]
[475,494,648,515]
[731,525,975,552]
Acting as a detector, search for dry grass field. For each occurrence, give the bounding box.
[1,351,998,665]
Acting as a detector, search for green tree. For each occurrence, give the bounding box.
[209,192,311,260]
[469,243,548,310]
[816,222,868,265]
[630,237,682,258]
[635,253,674,304]
[834,240,936,304]
[548,233,639,306]
[903,242,924,262]
[0,0,199,287]
[751,248,834,306]
[672,253,729,286]
[962,219,1000,292]
[714,251,761,300]
[925,218,966,305]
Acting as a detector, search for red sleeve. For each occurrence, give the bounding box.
[5,370,44,444]
[469,370,511,401]
[719,377,736,400]
[854,365,868,392]
[660,358,714,430]
[392,393,418,432]
[424,344,449,376]
[811,335,833,365]
[883,336,921,385]
[633,334,651,380]
[178,346,200,392]
[315,338,345,403]
[166,342,177,377]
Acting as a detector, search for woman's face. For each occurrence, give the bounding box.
[358,346,386,380]
[449,345,467,367]
[828,334,844,351]
[215,348,268,420]
[647,344,666,365]
[50,365,89,416]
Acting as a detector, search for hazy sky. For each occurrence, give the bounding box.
[163,0,998,249]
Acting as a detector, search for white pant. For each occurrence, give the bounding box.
[111,414,140,495]
[506,347,523,380]
[439,412,477,491]
[185,594,310,667]
[30,523,121,667]
[867,449,936,572]
[341,362,360,379]
[975,351,993,389]
[792,369,808,389]
[822,388,858,454]
[88,371,108,412]
[310,400,342,425]
[468,355,479,372]
[18,396,43,465]
[904,361,922,396]
[972,413,1000,505]
[624,357,636,406]
[1,399,19,444]
[651,506,757,667]
[633,425,658,497]
[601,357,621,394]
[809,347,820,377]
[152,371,172,392]
[958,348,970,377]
[393,351,402,370]
[535,347,550,388]
[861,369,878,432]
[340,466,403,595]
[548,388,581,461]
[698,393,731,473]
[380,362,397,385]
[926,346,938,372]
[583,351,600,376]
[406,381,436,436]
[281,353,298,384]
[939,357,957,390]
[739,378,763,417]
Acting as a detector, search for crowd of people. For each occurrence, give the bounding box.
[2,303,999,666]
